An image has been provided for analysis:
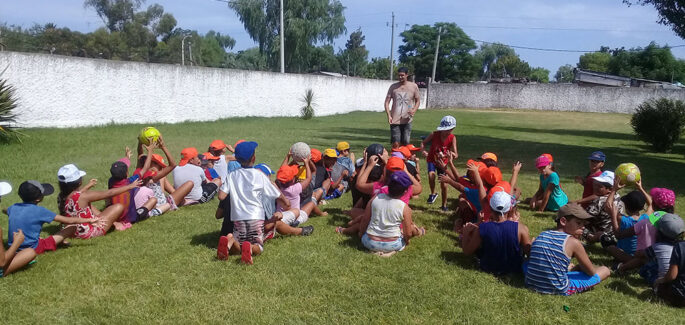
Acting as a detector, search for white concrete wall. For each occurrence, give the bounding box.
[427,83,685,113]
[0,51,404,128]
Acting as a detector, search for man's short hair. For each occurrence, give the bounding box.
[398,67,409,74]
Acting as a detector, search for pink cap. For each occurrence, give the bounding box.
[535,155,551,168]
[650,187,675,209]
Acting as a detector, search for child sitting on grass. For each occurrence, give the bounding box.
[325,141,356,200]
[8,180,99,255]
[640,214,683,287]
[525,203,611,295]
[654,215,685,307]
[108,143,158,229]
[421,115,458,211]
[359,171,425,257]
[142,136,192,216]
[527,154,568,212]
[275,150,313,227]
[574,151,606,208]
[200,152,221,181]
[173,147,222,205]
[57,164,140,239]
[207,139,235,181]
[581,171,623,243]
[0,182,36,277]
[461,191,531,275]
[604,178,653,265]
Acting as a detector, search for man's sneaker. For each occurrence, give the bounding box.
[217,236,229,260]
[427,193,438,204]
[300,225,314,236]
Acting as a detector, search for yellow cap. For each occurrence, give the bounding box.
[336,141,350,151]
[323,148,338,158]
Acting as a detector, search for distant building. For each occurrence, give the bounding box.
[574,68,681,89]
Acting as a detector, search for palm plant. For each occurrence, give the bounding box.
[0,67,22,143]
[300,88,315,120]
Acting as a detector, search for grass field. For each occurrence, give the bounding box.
[0,108,684,323]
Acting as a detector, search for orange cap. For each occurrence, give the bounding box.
[542,153,553,163]
[386,157,405,171]
[179,147,199,166]
[276,164,299,183]
[467,159,487,173]
[482,166,503,186]
[405,144,421,152]
[234,139,245,148]
[481,152,498,162]
[487,181,511,201]
[202,152,220,161]
[392,146,412,159]
[151,154,167,168]
[310,149,322,163]
[210,140,227,150]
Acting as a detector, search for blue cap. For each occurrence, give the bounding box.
[234,141,258,162]
[587,151,606,162]
[254,163,275,175]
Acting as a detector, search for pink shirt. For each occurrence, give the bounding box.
[373,182,413,204]
[277,182,302,212]
[634,218,657,251]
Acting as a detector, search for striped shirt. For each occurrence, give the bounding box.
[525,230,571,295]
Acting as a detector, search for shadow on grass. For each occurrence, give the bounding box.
[440,250,478,271]
[190,230,221,249]
[338,235,366,252]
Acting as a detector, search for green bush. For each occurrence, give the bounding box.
[300,88,315,120]
[0,72,22,144]
[630,98,685,152]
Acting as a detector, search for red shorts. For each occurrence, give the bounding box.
[35,236,57,255]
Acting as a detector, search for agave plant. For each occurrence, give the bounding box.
[0,68,22,144]
[300,88,315,120]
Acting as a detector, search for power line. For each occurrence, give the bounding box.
[472,39,685,53]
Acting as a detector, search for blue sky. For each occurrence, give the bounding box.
[1,0,683,76]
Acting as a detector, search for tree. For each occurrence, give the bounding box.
[228,0,346,72]
[309,45,341,72]
[624,1,685,39]
[577,52,611,72]
[226,47,269,71]
[473,43,515,80]
[605,42,685,83]
[529,67,550,83]
[362,57,393,79]
[84,0,145,32]
[338,28,368,76]
[554,64,575,83]
[488,54,530,78]
[398,22,478,82]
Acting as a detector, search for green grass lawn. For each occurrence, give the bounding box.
[0,108,684,323]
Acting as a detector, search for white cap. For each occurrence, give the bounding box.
[592,170,615,185]
[490,191,512,214]
[0,181,12,196]
[436,115,457,131]
[57,164,86,183]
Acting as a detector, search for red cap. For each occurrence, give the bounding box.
[276,164,299,183]
[142,170,157,180]
[210,140,227,150]
[405,144,421,152]
[310,149,322,163]
[392,146,412,159]
[386,157,405,171]
[151,154,167,168]
[202,152,220,161]
[179,147,199,166]
[482,166,503,186]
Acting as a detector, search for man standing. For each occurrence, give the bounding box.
[385,67,421,147]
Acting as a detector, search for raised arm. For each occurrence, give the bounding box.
[355,156,379,195]
[607,177,624,231]
[153,136,176,181]
[635,179,653,215]
[299,158,313,189]
[467,163,486,202]
[54,215,100,224]
[138,142,157,176]
[80,179,141,203]
[509,161,522,194]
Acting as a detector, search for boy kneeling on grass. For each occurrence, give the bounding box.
[525,203,611,295]
[216,141,313,265]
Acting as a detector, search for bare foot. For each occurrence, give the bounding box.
[113,222,126,231]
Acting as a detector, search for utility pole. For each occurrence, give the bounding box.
[188,42,194,66]
[181,35,190,66]
[280,0,285,73]
[389,12,395,80]
[431,26,442,83]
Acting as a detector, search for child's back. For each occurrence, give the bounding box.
[7,203,56,250]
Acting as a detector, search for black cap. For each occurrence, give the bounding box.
[18,180,54,202]
[366,143,384,158]
[110,161,128,180]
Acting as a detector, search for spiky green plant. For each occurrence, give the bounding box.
[0,69,22,144]
[300,88,315,120]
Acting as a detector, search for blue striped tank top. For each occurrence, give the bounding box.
[525,230,571,295]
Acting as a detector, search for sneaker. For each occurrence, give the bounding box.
[300,225,314,236]
[217,236,229,261]
[148,208,162,217]
[427,193,438,204]
[440,206,450,212]
[241,241,253,265]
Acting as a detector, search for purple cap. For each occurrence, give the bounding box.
[389,171,412,188]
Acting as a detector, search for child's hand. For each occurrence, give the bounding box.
[87,217,101,224]
[287,149,292,159]
[129,179,143,188]
[463,222,478,234]
[157,135,165,148]
[613,176,625,191]
[435,158,447,170]
[87,179,98,188]
[125,146,132,159]
[367,155,379,166]
[635,178,643,189]
[513,161,522,173]
[422,150,429,158]
[466,162,479,173]
[13,229,25,244]
[438,174,453,185]
[145,142,157,152]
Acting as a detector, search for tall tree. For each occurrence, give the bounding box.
[624,1,685,39]
[338,28,368,76]
[528,67,550,83]
[577,51,611,72]
[398,22,478,82]
[607,42,684,82]
[84,0,145,32]
[473,43,515,80]
[228,0,346,72]
[488,54,531,78]
[554,64,575,82]
[362,57,393,79]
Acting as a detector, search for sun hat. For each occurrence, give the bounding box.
[336,141,350,151]
[277,164,299,183]
[310,149,322,163]
[650,188,675,209]
[234,141,258,163]
[254,163,275,176]
[655,213,685,240]
[210,140,227,150]
[490,191,512,214]
[179,147,199,166]
[57,164,86,183]
[481,152,498,162]
[556,202,592,221]
[592,171,615,185]
[587,151,606,162]
[18,180,55,202]
[535,155,551,168]
[386,157,405,171]
[0,181,11,196]
[436,115,457,131]
[323,148,338,158]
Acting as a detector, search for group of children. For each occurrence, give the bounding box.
[1,115,684,307]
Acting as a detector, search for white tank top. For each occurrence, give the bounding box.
[365,193,406,238]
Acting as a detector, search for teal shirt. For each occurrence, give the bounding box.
[540,172,568,211]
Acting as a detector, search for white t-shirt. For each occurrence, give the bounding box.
[214,155,228,182]
[220,168,281,221]
[365,193,406,238]
[173,164,207,201]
